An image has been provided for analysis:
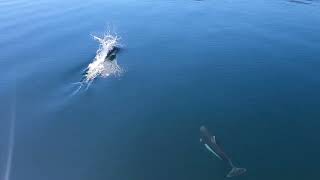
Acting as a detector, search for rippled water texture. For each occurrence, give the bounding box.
[1,0,320,180]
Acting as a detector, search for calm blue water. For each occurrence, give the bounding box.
[1,0,320,179]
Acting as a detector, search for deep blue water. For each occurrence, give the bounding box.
[1,0,320,180]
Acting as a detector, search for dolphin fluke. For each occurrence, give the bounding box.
[226,167,247,178]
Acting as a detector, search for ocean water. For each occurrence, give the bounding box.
[1,0,320,180]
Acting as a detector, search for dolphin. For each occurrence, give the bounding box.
[105,46,120,61]
[200,126,246,178]
[80,46,120,78]
[289,0,312,4]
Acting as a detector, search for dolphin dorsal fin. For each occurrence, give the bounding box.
[211,136,216,143]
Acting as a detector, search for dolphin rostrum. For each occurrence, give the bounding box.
[200,126,246,178]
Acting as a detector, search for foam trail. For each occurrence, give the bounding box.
[72,32,122,95]
[3,97,15,180]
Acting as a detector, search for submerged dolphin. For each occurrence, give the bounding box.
[289,0,312,4]
[200,126,246,178]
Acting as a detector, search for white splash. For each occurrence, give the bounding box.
[72,33,122,94]
[85,33,122,83]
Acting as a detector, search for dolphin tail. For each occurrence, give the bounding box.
[226,167,246,178]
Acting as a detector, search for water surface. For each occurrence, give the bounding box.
[1,0,320,180]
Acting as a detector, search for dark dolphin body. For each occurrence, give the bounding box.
[289,0,312,4]
[105,46,120,61]
[200,126,246,178]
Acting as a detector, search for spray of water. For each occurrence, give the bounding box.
[86,34,122,81]
[72,32,123,94]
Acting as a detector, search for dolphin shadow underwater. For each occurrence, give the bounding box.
[288,0,313,4]
[200,126,246,178]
